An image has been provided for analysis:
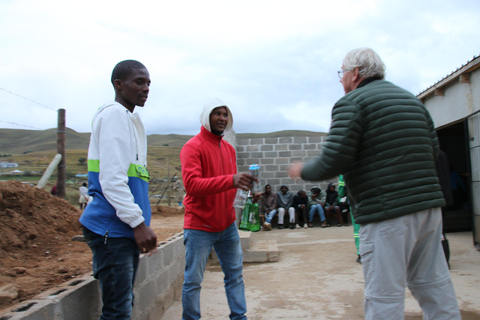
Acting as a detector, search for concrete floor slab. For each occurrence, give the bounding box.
[159,227,480,319]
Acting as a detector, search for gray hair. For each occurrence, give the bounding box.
[343,48,386,80]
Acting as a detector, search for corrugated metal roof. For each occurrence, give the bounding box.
[417,54,480,99]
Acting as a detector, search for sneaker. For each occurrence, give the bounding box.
[296,224,301,229]
[278,224,284,229]
[308,222,314,228]
[290,223,295,229]
[263,222,272,231]
[304,224,308,229]
[356,254,362,264]
[321,221,327,228]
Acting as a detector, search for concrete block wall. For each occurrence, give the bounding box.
[235,136,337,199]
[0,233,185,320]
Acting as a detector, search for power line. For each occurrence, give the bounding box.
[0,87,57,111]
[0,120,42,130]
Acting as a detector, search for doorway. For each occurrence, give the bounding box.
[436,121,472,233]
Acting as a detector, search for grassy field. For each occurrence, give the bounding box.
[1,127,326,207]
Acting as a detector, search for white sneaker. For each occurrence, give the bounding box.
[304,224,308,229]
[295,224,301,229]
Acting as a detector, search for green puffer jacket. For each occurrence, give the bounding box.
[301,80,445,225]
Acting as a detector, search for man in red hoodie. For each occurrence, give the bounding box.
[180,98,255,320]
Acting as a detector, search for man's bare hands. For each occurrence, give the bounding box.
[288,161,304,181]
[133,222,158,256]
[233,173,257,191]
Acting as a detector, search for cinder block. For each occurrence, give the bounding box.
[250,138,264,145]
[291,151,307,158]
[236,139,250,145]
[275,171,289,178]
[265,138,278,144]
[274,144,288,151]
[308,136,323,143]
[264,152,277,158]
[280,178,295,185]
[288,144,302,150]
[278,151,292,157]
[238,230,251,250]
[303,143,318,150]
[265,165,278,171]
[243,240,279,263]
[275,158,289,164]
[246,145,260,152]
[260,158,274,164]
[294,137,308,143]
[250,152,264,159]
[279,137,293,143]
[260,145,274,151]
[260,172,275,179]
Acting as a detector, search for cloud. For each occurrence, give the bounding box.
[1,0,479,135]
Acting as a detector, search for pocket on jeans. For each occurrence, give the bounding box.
[360,241,375,283]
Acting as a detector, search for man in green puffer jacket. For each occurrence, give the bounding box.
[288,48,460,320]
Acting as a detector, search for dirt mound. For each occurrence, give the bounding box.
[0,180,184,310]
[0,180,82,253]
[0,180,85,307]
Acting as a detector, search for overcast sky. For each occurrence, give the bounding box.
[1,0,479,135]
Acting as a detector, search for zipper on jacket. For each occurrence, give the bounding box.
[104,230,109,245]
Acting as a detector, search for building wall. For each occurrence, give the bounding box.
[424,68,480,128]
[235,136,337,200]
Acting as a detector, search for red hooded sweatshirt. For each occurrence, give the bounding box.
[180,99,237,232]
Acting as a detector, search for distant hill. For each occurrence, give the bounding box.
[0,128,327,154]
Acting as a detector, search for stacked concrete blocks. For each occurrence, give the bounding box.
[0,233,186,320]
[235,136,334,194]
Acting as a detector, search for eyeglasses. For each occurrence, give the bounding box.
[338,69,350,79]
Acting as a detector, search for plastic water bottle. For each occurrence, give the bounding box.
[249,164,261,193]
[233,188,249,209]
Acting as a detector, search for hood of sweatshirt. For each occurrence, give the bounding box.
[278,184,292,202]
[199,98,233,135]
[327,182,335,192]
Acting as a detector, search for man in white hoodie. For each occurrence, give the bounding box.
[80,60,157,319]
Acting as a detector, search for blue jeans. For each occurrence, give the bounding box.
[309,204,325,222]
[182,222,247,320]
[83,227,139,320]
[265,209,278,223]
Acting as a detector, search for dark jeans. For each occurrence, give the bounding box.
[83,227,140,320]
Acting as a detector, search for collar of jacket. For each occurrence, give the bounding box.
[357,77,383,89]
[200,126,224,144]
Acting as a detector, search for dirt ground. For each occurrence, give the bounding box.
[0,180,184,310]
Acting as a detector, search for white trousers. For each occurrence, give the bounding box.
[278,207,296,224]
[359,208,461,320]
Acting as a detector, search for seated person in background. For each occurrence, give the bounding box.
[307,186,327,228]
[325,182,344,227]
[277,185,295,229]
[262,184,277,231]
[293,190,309,229]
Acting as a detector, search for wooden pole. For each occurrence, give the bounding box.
[57,109,66,198]
[167,157,171,206]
